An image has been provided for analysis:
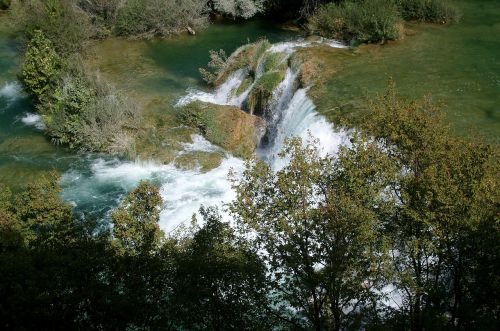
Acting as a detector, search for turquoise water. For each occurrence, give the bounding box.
[0,18,297,221]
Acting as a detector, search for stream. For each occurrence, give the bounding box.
[1,1,498,232]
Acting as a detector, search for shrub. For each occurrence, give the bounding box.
[199,49,228,85]
[115,0,208,37]
[397,0,459,24]
[11,0,93,54]
[21,30,63,103]
[47,65,140,153]
[212,0,265,19]
[0,0,10,10]
[308,0,402,44]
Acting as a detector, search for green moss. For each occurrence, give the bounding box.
[174,151,224,173]
[247,70,286,116]
[178,101,263,159]
[263,52,287,72]
[235,77,253,96]
[214,39,271,86]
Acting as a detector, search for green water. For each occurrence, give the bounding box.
[1,4,499,219]
[0,18,297,219]
[318,0,500,144]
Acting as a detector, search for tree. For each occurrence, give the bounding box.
[21,30,62,103]
[211,0,265,19]
[173,207,272,329]
[112,181,164,255]
[231,137,396,330]
[14,172,75,247]
[363,85,499,330]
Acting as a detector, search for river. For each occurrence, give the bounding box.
[0,1,498,231]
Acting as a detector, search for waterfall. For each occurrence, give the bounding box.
[60,38,348,232]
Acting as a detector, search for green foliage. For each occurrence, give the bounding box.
[13,172,74,247]
[21,30,62,103]
[173,207,272,329]
[362,84,499,330]
[11,0,93,54]
[46,65,140,153]
[112,181,164,255]
[308,0,402,44]
[20,31,139,153]
[247,69,286,116]
[199,49,228,85]
[77,0,121,34]
[0,0,10,10]
[115,0,208,37]
[230,136,396,329]
[396,0,459,23]
[211,0,266,19]
[201,39,271,86]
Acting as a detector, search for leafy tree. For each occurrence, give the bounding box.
[112,181,164,255]
[14,172,75,247]
[173,207,272,329]
[21,30,62,103]
[231,137,396,330]
[115,0,208,37]
[210,0,265,19]
[363,85,499,330]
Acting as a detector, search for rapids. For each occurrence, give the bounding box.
[61,38,349,232]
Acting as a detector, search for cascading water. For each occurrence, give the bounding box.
[59,38,349,233]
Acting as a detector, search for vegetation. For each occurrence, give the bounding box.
[308,0,402,44]
[308,0,458,44]
[20,30,139,153]
[1,88,497,330]
[210,0,266,19]
[200,39,271,86]
[179,101,264,158]
[114,0,208,37]
[0,0,10,10]
[396,0,459,23]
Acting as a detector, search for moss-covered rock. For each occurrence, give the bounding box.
[263,52,287,72]
[178,101,265,159]
[213,39,271,86]
[246,70,286,117]
[174,151,224,173]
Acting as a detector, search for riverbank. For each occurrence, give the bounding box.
[303,0,499,144]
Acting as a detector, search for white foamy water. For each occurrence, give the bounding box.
[176,69,248,107]
[260,88,348,171]
[61,139,244,233]
[62,38,349,232]
[0,81,22,106]
[180,134,222,153]
[21,112,46,130]
[269,38,347,54]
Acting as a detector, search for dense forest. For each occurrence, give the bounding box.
[0,0,498,330]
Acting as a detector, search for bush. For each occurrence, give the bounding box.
[211,0,265,19]
[308,0,402,44]
[0,0,10,10]
[47,64,140,153]
[115,0,208,37]
[11,0,93,54]
[21,30,63,103]
[397,0,459,23]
